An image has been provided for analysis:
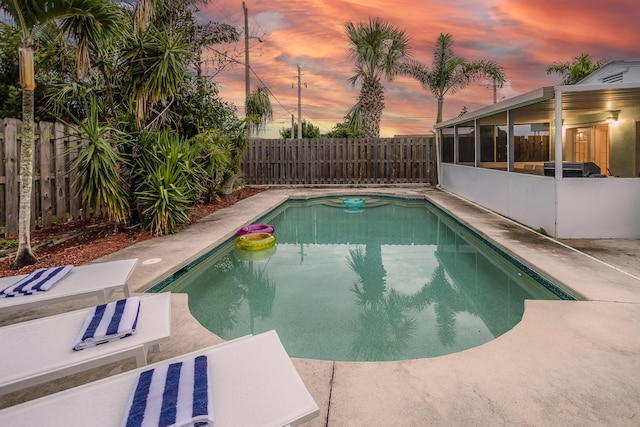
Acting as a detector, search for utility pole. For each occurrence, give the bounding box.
[297,64,302,139]
[243,2,250,105]
[291,114,295,140]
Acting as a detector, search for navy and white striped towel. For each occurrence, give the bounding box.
[0,264,73,297]
[121,355,213,427]
[73,296,141,351]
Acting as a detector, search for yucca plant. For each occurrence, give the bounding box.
[121,25,189,127]
[133,131,206,235]
[69,96,130,225]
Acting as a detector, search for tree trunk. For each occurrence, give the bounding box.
[359,79,384,138]
[436,97,444,124]
[12,87,37,269]
[220,173,238,202]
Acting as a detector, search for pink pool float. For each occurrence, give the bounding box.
[236,223,275,236]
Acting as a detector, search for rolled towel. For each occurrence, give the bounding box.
[0,265,74,297]
[121,355,213,427]
[73,296,141,351]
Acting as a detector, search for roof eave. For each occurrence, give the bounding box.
[435,86,555,129]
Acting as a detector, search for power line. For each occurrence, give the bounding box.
[249,67,295,118]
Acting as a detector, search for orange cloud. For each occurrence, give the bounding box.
[201,0,640,137]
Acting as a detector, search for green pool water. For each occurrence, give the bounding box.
[156,196,569,361]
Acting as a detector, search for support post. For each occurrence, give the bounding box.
[243,2,250,104]
[297,64,302,140]
[554,87,563,180]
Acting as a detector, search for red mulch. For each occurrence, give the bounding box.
[0,187,266,277]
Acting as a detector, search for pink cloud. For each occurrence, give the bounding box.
[201,0,640,137]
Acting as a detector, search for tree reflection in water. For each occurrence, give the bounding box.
[409,264,475,347]
[204,253,276,335]
[347,245,418,360]
[348,246,481,359]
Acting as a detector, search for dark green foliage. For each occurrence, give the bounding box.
[0,22,76,120]
[68,96,130,224]
[325,119,364,138]
[175,75,238,138]
[189,129,233,199]
[133,131,206,235]
[245,86,273,135]
[546,53,607,85]
[279,120,321,138]
[0,239,18,249]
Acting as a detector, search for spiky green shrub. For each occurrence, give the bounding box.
[70,97,130,224]
[133,131,206,235]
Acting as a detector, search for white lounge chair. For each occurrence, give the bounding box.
[0,258,138,315]
[0,292,171,395]
[0,330,319,427]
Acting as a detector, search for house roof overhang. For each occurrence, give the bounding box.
[434,81,640,129]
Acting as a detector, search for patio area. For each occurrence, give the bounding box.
[2,186,640,426]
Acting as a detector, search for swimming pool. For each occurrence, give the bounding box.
[154,196,572,361]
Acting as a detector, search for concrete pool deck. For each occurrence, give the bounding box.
[2,186,640,425]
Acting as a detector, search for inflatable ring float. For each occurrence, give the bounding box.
[236,223,275,236]
[234,245,277,261]
[235,232,277,251]
[342,198,366,209]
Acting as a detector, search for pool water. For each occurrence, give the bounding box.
[157,196,568,361]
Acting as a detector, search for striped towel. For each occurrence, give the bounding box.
[121,355,213,427]
[73,297,141,351]
[0,265,73,297]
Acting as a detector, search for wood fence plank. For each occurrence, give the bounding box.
[54,122,68,222]
[68,130,81,219]
[4,119,19,236]
[39,122,54,227]
[241,137,436,186]
[0,120,5,231]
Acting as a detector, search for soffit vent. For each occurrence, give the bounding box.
[602,72,623,83]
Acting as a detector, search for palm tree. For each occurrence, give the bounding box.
[0,0,122,269]
[546,53,607,85]
[345,18,411,137]
[245,86,273,136]
[217,85,272,199]
[399,33,505,123]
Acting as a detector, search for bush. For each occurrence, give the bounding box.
[133,131,206,235]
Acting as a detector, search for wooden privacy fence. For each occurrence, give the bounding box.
[0,119,436,236]
[514,135,550,162]
[242,137,436,185]
[1,118,83,237]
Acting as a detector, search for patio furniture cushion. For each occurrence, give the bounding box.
[0,259,138,315]
[0,292,171,395]
[0,330,319,427]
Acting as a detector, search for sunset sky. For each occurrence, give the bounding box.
[199,0,640,138]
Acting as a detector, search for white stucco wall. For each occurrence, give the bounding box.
[441,164,640,238]
[440,164,556,234]
[556,178,640,238]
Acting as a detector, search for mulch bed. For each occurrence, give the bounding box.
[0,187,266,277]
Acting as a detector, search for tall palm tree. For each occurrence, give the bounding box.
[546,53,607,85]
[0,0,122,269]
[399,33,505,123]
[346,18,411,138]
